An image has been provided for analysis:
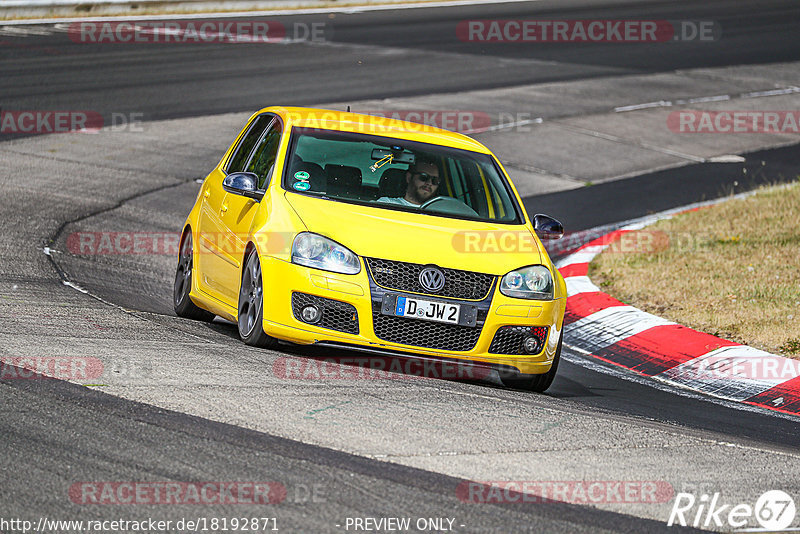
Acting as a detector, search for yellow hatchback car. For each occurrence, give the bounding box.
[174,107,567,391]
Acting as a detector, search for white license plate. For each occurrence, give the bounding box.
[395,296,460,324]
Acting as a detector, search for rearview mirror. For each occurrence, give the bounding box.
[222,172,263,200]
[371,147,415,164]
[533,214,564,240]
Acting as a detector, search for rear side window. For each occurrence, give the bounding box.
[246,120,283,189]
[226,115,272,173]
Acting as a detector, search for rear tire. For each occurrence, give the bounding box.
[500,332,562,392]
[238,250,279,349]
[174,232,215,322]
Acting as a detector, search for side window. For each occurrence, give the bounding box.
[226,115,272,173]
[246,120,283,189]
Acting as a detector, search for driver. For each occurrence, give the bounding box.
[377,155,440,206]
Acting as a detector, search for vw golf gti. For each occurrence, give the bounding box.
[174,107,566,391]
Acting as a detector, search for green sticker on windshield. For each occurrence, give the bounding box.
[294,171,310,181]
[293,181,311,191]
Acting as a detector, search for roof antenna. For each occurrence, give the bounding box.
[346,105,351,112]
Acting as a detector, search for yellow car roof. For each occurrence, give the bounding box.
[257,106,493,154]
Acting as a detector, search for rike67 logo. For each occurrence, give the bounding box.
[668,490,796,530]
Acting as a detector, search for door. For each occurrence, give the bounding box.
[216,117,284,305]
[196,114,273,303]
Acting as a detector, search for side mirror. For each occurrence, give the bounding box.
[533,214,564,240]
[222,172,263,200]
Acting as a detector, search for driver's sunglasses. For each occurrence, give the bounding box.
[413,172,440,185]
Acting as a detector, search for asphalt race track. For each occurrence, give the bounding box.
[1,0,800,532]
[2,0,800,121]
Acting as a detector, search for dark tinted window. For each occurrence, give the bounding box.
[246,120,283,189]
[226,115,272,173]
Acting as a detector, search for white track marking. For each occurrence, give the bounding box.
[0,25,53,35]
[708,154,746,163]
[557,245,607,267]
[687,94,730,104]
[564,276,600,297]
[659,346,800,400]
[561,347,800,423]
[614,101,672,112]
[614,86,800,114]
[741,87,800,99]
[564,306,674,352]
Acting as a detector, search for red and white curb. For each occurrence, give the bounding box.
[555,200,800,418]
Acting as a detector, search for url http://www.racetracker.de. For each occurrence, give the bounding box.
[0,516,279,533]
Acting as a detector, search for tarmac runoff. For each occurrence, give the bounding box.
[2,61,800,527]
[326,60,800,196]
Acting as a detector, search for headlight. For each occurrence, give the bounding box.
[291,233,361,275]
[500,265,553,300]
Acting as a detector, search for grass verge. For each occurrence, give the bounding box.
[589,181,800,358]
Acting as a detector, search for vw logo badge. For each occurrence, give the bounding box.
[419,267,445,292]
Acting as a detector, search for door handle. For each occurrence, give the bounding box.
[203,189,210,198]
[220,204,228,213]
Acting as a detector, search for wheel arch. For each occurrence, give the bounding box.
[242,241,258,277]
[179,224,192,253]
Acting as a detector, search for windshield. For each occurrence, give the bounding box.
[282,128,522,223]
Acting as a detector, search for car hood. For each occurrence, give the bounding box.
[284,192,542,275]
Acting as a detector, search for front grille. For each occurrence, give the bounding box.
[489,326,548,355]
[372,312,482,352]
[365,258,494,300]
[292,293,359,334]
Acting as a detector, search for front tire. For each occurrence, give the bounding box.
[174,232,215,321]
[238,250,279,349]
[500,332,562,392]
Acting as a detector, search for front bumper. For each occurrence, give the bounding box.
[260,257,565,375]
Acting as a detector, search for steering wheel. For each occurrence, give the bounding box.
[420,196,479,216]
